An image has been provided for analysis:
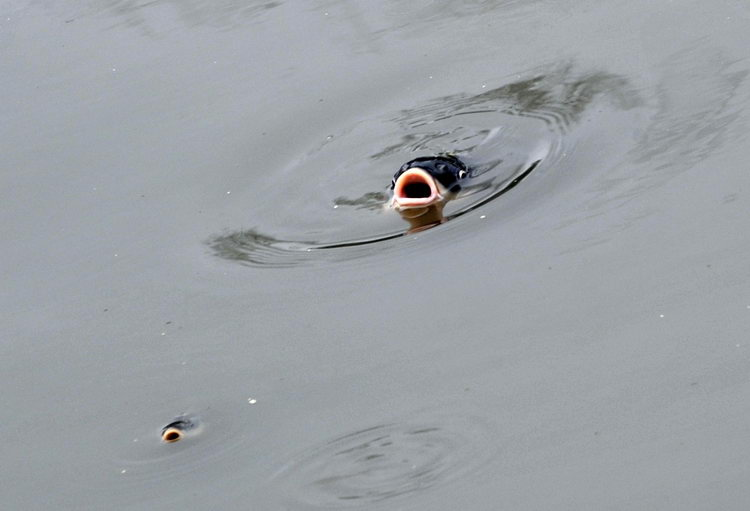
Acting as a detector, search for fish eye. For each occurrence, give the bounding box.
[458,170,467,179]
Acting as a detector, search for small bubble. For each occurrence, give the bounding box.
[481,83,486,88]
[659,314,664,318]
[121,469,127,474]
[226,191,231,195]
[248,398,257,404]
[133,438,138,442]
[161,332,166,336]
[114,254,118,257]
[333,205,339,209]
[479,215,486,219]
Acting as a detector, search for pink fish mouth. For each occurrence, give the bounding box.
[391,167,443,210]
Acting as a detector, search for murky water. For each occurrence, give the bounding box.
[3,1,750,509]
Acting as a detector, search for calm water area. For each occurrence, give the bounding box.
[3,1,750,509]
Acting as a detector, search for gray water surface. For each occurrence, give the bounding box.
[3,1,750,509]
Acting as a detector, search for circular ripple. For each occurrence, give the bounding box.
[271,409,498,508]
[105,405,259,506]
[208,65,639,268]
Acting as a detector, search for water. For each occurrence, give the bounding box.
[2,1,750,509]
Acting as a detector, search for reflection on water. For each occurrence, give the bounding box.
[271,407,497,508]
[7,0,750,507]
[66,0,282,33]
[333,191,390,212]
[368,66,639,162]
[631,46,748,174]
[369,128,491,161]
[579,46,749,218]
[209,158,541,266]
[372,0,545,39]
[410,0,538,18]
[209,226,411,268]
[208,66,637,268]
[209,229,320,268]
[389,64,641,134]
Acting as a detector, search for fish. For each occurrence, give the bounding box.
[389,155,469,231]
[161,415,199,443]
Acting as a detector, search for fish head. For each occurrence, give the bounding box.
[390,156,468,229]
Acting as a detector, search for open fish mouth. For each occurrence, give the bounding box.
[391,167,445,211]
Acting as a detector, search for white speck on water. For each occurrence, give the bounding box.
[736,344,741,348]
[114,253,118,257]
[226,191,231,195]
[326,135,333,140]
[324,12,329,16]
[161,332,166,336]
[428,75,433,79]
[659,314,664,318]
[248,398,257,404]
[121,469,127,474]
[333,205,339,209]
[480,215,486,219]
[112,68,116,72]
[181,361,186,365]
[481,83,487,88]
[133,438,138,442]
[213,60,217,64]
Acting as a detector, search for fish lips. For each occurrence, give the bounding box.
[390,167,447,212]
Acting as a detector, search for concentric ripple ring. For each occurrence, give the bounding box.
[271,410,498,508]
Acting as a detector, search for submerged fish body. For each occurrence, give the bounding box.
[390,155,470,230]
